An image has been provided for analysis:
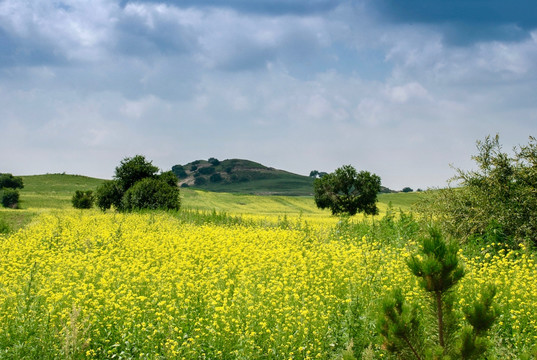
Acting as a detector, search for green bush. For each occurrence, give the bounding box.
[418,135,537,247]
[194,176,207,186]
[1,188,20,208]
[313,165,381,216]
[0,173,24,189]
[96,181,123,211]
[72,190,95,209]
[121,178,180,211]
[198,166,215,175]
[209,173,222,183]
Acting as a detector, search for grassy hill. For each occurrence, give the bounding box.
[173,159,316,196]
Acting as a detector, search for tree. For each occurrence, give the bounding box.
[72,190,95,209]
[114,155,159,192]
[208,157,220,166]
[418,135,537,247]
[95,155,181,212]
[121,178,180,211]
[96,180,123,211]
[0,173,24,190]
[402,187,413,193]
[1,188,20,208]
[0,173,23,209]
[379,228,498,359]
[313,165,381,216]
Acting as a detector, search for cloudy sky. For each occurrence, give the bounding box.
[1,0,536,190]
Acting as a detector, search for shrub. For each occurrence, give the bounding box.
[96,181,123,211]
[114,155,159,192]
[159,171,178,187]
[198,166,215,175]
[0,173,24,189]
[1,188,19,208]
[208,157,220,166]
[72,190,95,209]
[418,135,537,247]
[122,178,180,211]
[172,165,187,179]
[190,165,198,171]
[194,177,207,186]
[209,173,222,183]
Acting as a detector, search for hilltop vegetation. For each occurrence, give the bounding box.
[173,158,316,196]
[173,158,395,196]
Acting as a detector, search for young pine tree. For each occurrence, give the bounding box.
[378,227,498,359]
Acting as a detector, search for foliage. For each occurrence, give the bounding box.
[402,187,413,193]
[171,165,187,179]
[198,166,215,175]
[122,178,180,211]
[0,173,24,190]
[208,157,220,166]
[418,135,537,247]
[71,190,95,209]
[379,228,498,359]
[95,156,180,212]
[209,173,222,183]
[194,176,207,185]
[1,188,20,208]
[114,155,159,191]
[159,171,178,187]
[95,180,123,211]
[313,165,381,216]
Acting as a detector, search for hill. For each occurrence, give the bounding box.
[172,159,316,196]
[172,158,395,196]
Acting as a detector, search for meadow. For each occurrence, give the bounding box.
[0,175,536,359]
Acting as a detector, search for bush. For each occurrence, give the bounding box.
[190,165,198,171]
[122,178,180,211]
[0,173,24,189]
[159,171,178,187]
[210,173,222,183]
[172,165,187,179]
[198,166,215,175]
[208,157,220,166]
[194,177,207,186]
[114,155,159,192]
[418,135,537,247]
[96,181,123,211]
[1,188,19,208]
[72,190,95,209]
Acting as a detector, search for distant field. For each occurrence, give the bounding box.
[1,174,422,233]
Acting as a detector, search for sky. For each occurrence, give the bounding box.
[1,0,536,190]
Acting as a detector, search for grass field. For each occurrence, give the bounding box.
[1,174,536,358]
[1,174,421,234]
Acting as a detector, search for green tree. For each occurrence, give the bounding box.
[418,135,537,247]
[379,228,497,359]
[114,155,159,192]
[402,187,413,193]
[121,178,180,211]
[0,173,24,189]
[72,190,95,209]
[313,165,381,216]
[95,156,180,212]
[1,188,20,208]
[96,180,123,211]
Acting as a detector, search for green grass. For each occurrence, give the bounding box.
[0,173,421,233]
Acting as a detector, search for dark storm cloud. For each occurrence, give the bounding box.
[375,0,537,45]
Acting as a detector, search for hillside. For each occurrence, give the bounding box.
[172,158,395,196]
[172,159,316,196]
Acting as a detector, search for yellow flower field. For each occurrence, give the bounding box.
[0,211,536,358]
